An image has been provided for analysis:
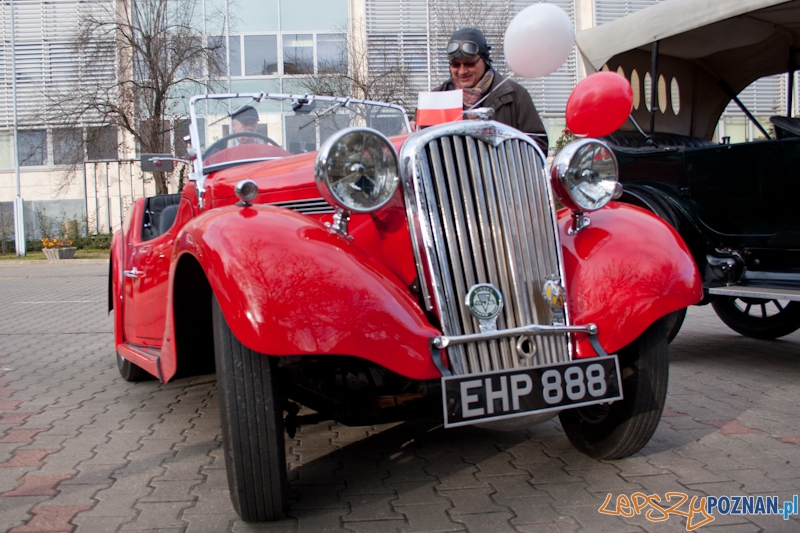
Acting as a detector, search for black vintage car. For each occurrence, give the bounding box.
[575,0,800,340]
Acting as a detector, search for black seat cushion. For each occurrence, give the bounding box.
[142,194,181,241]
[770,116,800,139]
[601,131,716,149]
[158,204,179,236]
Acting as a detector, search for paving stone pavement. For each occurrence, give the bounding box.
[1,260,800,532]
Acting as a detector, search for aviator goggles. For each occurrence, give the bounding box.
[446,40,480,57]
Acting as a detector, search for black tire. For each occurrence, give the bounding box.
[116,351,153,382]
[212,295,287,522]
[559,318,668,459]
[711,296,800,340]
[664,308,687,343]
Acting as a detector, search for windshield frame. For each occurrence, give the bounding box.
[187,92,410,208]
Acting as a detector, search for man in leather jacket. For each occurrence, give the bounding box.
[433,27,548,154]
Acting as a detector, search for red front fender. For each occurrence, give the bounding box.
[560,203,702,357]
[172,205,443,380]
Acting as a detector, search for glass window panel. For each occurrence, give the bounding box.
[230,35,242,76]
[317,34,346,74]
[176,118,205,155]
[18,131,46,167]
[285,115,317,154]
[87,127,118,161]
[0,132,13,167]
[53,129,83,166]
[283,34,313,75]
[244,35,277,75]
[280,0,347,31]
[231,0,279,32]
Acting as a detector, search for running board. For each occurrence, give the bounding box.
[709,285,800,302]
[117,342,163,382]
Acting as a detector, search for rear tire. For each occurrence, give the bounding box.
[116,351,152,382]
[711,296,800,339]
[212,295,287,522]
[559,318,668,459]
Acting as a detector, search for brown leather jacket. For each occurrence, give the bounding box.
[434,73,549,154]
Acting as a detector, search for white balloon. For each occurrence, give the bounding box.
[504,4,574,78]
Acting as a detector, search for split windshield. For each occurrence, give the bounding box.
[188,93,410,174]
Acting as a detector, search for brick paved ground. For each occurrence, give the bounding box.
[1,260,799,532]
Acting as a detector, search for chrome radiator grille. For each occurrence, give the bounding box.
[400,122,570,376]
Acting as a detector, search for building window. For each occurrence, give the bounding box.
[283,34,313,75]
[53,129,83,166]
[87,127,118,161]
[0,132,13,168]
[244,35,278,75]
[18,130,47,166]
[317,33,347,73]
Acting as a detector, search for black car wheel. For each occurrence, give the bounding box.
[212,295,287,522]
[711,296,800,339]
[559,318,668,460]
[116,351,153,382]
[664,308,686,343]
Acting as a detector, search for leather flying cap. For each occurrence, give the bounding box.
[232,105,258,123]
[447,27,491,63]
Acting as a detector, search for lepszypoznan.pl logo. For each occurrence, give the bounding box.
[598,492,798,530]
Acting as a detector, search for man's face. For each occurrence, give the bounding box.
[449,55,487,89]
[232,118,258,143]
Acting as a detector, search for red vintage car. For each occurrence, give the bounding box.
[110,89,701,521]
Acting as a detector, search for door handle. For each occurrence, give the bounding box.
[123,267,144,279]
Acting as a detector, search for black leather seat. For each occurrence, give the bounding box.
[770,116,800,139]
[142,194,181,241]
[601,131,716,149]
[157,204,179,236]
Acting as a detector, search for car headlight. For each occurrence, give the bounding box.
[551,139,620,212]
[315,128,399,213]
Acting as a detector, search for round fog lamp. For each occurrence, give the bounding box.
[315,128,399,213]
[551,139,619,212]
[235,179,259,205]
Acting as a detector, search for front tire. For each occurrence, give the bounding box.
[664,307,687,343]
[212,295,287,522]
[711,296,800,339]
[559,318,668,459]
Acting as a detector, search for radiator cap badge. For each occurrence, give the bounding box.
[465,284,503,329]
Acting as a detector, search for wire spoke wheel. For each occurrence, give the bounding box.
[711,296,800,339]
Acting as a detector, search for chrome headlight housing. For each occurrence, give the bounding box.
[551,139,620,212]
[315,127,400,213]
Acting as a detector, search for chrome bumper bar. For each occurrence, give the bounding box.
[432,323,599,349]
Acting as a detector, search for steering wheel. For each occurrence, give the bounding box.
[203,132,282,159]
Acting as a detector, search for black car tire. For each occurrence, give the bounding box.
[711,296,800,340]
[664,308,687,343]
[212,295,287,522]
[116,351,153,382]
[559,318,668,460]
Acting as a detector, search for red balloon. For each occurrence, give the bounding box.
[566,72,633,137]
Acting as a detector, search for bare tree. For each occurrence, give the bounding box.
[50,0,226,194]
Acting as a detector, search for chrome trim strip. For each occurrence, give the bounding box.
[269,198,335,214]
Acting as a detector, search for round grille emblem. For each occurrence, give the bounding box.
[465,284,503,321]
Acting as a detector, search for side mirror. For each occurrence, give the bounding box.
[141,153,189,172]
[141,153,175,172]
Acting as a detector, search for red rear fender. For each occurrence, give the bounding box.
[560,203,702,356]
[175,205,443,380]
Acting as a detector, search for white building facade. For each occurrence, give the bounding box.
[0,0,792,242]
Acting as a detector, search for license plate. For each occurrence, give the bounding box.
[442,356,623,428]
